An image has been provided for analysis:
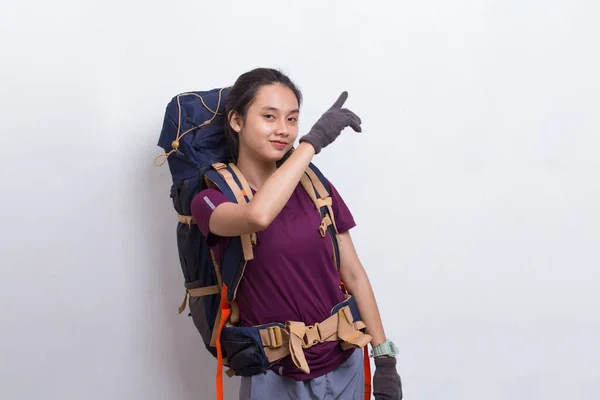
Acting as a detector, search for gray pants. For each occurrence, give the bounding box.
[239,349,364,400]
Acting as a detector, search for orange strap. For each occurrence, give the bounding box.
[215,285,230,400]
[364,346,372,400]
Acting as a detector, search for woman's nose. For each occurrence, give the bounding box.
[276,121,288,136]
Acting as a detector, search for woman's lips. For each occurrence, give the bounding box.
[270,140,287,150]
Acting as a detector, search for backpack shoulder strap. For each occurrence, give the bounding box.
[204,162,256,260]
[299,163,341,271]
[300,163,339,234]
[205,162,253,203]
[203,162,257,305]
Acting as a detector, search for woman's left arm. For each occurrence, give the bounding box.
[337,230,387,348]
[338,230,404,399]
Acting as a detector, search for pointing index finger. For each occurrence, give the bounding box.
[329,91,348,110]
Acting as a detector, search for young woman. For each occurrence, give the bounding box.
[191,68,402,400]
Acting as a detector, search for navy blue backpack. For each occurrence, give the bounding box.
[155,87,370,400]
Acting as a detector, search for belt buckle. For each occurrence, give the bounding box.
[303,322,323,348]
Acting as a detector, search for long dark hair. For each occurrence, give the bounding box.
[224,68,302,163]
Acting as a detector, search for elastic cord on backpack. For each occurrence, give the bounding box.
[154,87,229,167]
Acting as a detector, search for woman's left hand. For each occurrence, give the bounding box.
[373,357,403,399]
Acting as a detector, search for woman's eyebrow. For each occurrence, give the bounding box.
[260,106,300,114]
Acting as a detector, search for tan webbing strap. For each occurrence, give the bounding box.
[213,164,247,204]
[264,345,289,363]
[178,291,189,314]
[287,322,311,374]
[305,168,338,232]
[210,309,221,348]
[258,312,366,354]
[302,170,339,268]
[327,204,338,235]
[177,285,220,314]
[300,174,320,210]
[209,249,224,348]
[177,213,195,226]
[316,197,332,209]
[230,301,240,325]
[257,305,372,373]
[304,168,329,200]
[209,250,223,287]
[178,250,222,315]
[212,164,254,260]
[302,169,339,235]
[259,326,290,362]
[336,306,372,350]
[188,286,219,297]
[227,163,257,246]
[225,368,236,378]
[260,326,285,348]
[300,174,333,237]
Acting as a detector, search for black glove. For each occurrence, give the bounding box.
[373,357,403,400]
[299,91,362,154]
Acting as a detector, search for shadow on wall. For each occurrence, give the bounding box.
[141,144,240,400]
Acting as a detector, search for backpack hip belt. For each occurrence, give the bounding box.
[221,294,372,377]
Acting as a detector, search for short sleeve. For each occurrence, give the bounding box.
[327,180,356,233]
[190,187,231,246]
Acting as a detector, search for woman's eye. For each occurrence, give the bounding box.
[264,114,274,120]
[288,117,298,122]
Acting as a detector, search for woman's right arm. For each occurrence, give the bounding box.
[208,141,316,236]
[208,91,362,238]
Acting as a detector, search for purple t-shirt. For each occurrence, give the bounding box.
[190,178,357,380]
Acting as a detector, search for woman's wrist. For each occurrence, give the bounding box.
[294,140,317,156]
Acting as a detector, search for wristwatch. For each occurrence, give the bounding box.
[372,339,398,358]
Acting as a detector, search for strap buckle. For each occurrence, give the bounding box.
[316,197,332,208]
[212,162,227,170]
[303,323,324,348]
[319,215,332,237]
[267,326,283,348]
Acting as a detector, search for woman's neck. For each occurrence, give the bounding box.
[235,152,277,191]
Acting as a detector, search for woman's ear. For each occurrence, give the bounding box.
[229,111,242,133]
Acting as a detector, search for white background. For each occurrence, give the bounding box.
[1,0,599,399]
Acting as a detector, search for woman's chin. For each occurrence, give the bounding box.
[265,148,290,162]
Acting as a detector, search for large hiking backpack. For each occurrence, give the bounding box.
[156,87,372,400]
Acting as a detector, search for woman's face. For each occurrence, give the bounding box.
[231,83,299,164]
